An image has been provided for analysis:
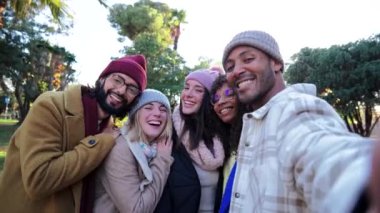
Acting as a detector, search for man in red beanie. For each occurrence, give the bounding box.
[0,54,148,213]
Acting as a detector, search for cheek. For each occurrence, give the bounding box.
[161,112,168,121]
[226,73,234,84]
[194,93,204,103]
[180,90,186,100]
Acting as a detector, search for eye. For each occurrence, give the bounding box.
[126,84,140,94]
[225,63,234,73]
[212,94,220,104]
[196,89,205,94]
[244,56,255,63]
[159,106,167,112]
[145,105,152,109]
[114,78,123,85]
[225,88,235,97]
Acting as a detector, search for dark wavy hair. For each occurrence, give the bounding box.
[179,89,220,152]
[210,75,252,160]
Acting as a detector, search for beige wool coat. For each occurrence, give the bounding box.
[94,133,174,213]
[0,85,115,213]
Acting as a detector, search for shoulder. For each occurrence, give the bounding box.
[112,135,131,153]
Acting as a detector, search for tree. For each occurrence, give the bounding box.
[285,34,380,137]
[0,0,70,28]
[108,0,188,104]
[0,8,76,122]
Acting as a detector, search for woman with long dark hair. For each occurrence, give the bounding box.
[155,69,224,213]
[210,75,252,212]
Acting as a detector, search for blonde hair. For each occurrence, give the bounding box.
[126,106,172,143]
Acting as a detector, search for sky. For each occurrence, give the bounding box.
[50,0,380,86]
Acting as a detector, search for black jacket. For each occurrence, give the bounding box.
[155,142,201,213]
[155,126,223,213]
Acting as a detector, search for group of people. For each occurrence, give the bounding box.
[0,30,378,213]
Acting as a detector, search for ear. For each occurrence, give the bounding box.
[271,60,283,74]
[98,77,106,84]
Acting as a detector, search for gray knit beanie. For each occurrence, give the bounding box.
[222,30,284,71]
[129,89,171,118]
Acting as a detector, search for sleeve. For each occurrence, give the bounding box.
[99,139,173,213]
[19,92,115,198]
[276,96,373,212]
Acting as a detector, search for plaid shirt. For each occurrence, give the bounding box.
[229,84,373,212]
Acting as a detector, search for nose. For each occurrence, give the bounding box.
[112,86,129,101]
[152,107,161,117]
[114,84,127,94]
[227,63,245,84]
[184,88,194,98]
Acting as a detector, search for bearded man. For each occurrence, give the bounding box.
[0,54,148,213]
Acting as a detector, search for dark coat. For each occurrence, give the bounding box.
[155,131,222,213]
[155,142,201,213]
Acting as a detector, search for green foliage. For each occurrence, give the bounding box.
[109,0,188,105]
[285,34,380,136]
[0,8,76,121]
[0,121,18,171]
[4,0,72,28]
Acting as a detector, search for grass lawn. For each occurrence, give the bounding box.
[0,119,19,171]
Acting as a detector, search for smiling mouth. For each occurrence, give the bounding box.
[237,79,255,89]
[148,120,162,127]
[220,107,233,115]
[109,92,123,103]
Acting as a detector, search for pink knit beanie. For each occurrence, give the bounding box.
[99,54,147,90]
[185,69,219,92]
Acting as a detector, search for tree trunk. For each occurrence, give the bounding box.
[0,0,7,28]
[364,105,372,137]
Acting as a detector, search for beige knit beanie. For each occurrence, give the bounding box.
[222,30,284,71]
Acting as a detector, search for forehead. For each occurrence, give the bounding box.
[216,83,231,93]
[112,73,138,85]
[226,46,263,61]
[185,79,204,89]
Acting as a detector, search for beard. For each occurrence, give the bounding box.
[237,66,276,109]
[95,81,135,119]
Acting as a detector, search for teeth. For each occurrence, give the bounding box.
[238,79,254,88]
[110,93,122,102]
[183,100,194,105]
[148,121,161,125]
[238,79,255,88]
[220,107,232,115]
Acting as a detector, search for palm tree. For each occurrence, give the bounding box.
[0,0,108,28]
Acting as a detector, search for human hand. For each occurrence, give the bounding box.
[102,125,120,139]
[156,136,172,156]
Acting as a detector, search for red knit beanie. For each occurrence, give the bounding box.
[99,54,147,90]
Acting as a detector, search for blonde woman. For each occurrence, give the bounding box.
[94,89,173,213]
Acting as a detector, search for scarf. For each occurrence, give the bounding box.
[172,106,224,171]
[80,87,110,213]
[139,141,157,162]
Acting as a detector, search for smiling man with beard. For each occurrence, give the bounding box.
[0,54,147,213]
[220,31,375,213]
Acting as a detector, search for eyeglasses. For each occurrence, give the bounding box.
[211,88,235,105]
[110,74,141,96]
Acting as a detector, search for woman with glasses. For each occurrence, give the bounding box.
[94,89,173,213]
[155,69,224,213]
[210,75,252,213]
